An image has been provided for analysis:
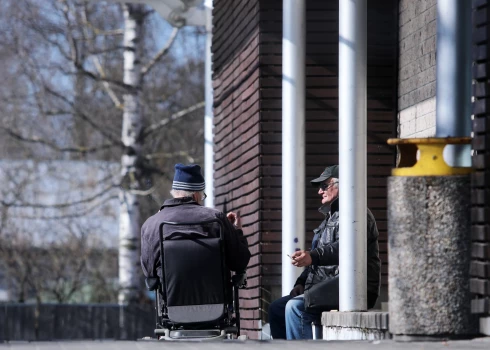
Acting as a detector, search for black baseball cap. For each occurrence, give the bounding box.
[310,165,339,187]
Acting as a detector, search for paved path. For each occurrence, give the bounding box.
[2,338,490,350]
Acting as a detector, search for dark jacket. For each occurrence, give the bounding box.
[140,197,251,279]
[295,198,381,298]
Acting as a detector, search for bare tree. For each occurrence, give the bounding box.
[0,160,121,303]
[0,225,120,304]
[0,0,205,303]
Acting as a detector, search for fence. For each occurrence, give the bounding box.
[0,303,155,341]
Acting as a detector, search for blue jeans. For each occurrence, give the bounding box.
[269,294,322,340]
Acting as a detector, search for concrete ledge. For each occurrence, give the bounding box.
[481,317,490,336]
[322,311,389,330]
[321,311,390,341]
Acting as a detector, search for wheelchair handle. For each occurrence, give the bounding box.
[158,219,225,241]
[232,272,247,289]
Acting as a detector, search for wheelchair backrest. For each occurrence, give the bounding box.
[159,220,227,324]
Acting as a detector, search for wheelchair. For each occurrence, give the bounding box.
[145,218,247,341]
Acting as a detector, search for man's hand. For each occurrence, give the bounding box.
[291,250,312,267]
[226,211,242,229]
[290,284,305,297]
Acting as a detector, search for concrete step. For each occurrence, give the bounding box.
[320,311,390,340]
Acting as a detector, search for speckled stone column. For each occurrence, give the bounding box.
[388,175,477,339]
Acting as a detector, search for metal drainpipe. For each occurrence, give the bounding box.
[338,0,367,311]
[436,0,472,167]
[204,0,214,208]
[282,0,306,296]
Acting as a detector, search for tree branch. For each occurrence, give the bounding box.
[1,126,117,154]
[145,150,195,162]
[128,187,155,196]
[7,195,119,221]
[75,65,135,92]
[59,0,80,66]
[1,183,117,209]
[44,86,123,145]
[81,5,122,109]
[141,27,179,78]
[93,63,123,108]
[142,101,204,139]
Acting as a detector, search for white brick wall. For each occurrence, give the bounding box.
[399,97,436,138]
[398,0,437,138]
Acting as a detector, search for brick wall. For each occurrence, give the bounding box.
[471,0,490,321]
[212,0,262,339]
[398,0,437,138]
[212,0,398,337]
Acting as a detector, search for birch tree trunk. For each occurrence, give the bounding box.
[118,4,144,304]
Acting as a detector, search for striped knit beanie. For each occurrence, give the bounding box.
[172,163,205,192]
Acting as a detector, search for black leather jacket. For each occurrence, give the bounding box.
[295,198,381,297]
[140,197,251,279]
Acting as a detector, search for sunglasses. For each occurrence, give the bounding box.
[319,182,337,191]
[201,192,207,201]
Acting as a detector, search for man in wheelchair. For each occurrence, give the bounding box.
[141,163,251,340]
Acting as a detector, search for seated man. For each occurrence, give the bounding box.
[268,165,381,340]
[140,163,251,286]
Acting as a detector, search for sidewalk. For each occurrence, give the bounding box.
[2,338,490,350]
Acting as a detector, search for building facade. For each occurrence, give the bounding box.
[471,0,490,322]
[211,0,490,339]
[211,0,397,338]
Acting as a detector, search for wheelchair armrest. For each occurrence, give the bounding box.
[232,272,247,289]
[145,277,160,291]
